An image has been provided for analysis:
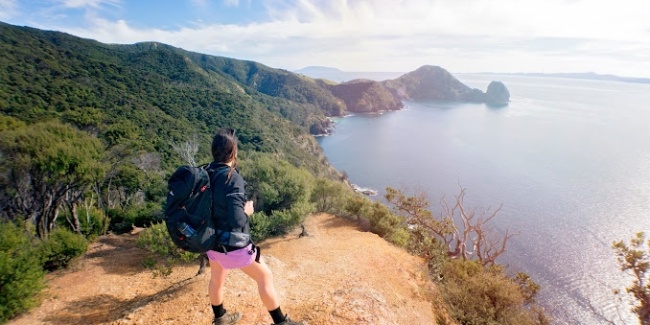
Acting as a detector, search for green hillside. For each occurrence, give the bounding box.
[0,22,336,173]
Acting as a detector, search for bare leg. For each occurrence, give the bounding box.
[240,259,280,310]
[208,259,230,306]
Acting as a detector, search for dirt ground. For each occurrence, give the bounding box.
[9,213,445,325]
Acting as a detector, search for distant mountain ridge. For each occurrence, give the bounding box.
[480,71,650,84]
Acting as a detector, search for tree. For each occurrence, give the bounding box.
[240,153,314,215]
[613,232,650,324]
[0,121,105,237]
[310,177,350,214]
[0,221,45,322]
[385,186,514,266]
[171,135,199,167]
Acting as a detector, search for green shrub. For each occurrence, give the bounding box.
[144,178,167,202]
[0,222,45,323]
[250,201,316,242]
[387,226,410,248]
[359,201,410,248]
[343,194,372,223]
[240,153,315,215]
[40,228,89,271]
[136,222,183,257]
[407,227,448,280]
[250,212,273,242]
[341,194,410,247]
[76,204,110,239]
[108,202,164,233]
[136,222,200,277]
[310,177,351,214]
[439,259,549,325]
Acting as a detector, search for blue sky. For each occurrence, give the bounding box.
[2,0,650,77]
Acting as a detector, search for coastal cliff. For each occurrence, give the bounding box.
[327,79,403,114]
[325,65,510,114]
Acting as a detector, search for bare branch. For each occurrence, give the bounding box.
[387,186,515,266]
[172,135,200,166]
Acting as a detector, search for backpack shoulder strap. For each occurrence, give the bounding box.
[203,163,230,178]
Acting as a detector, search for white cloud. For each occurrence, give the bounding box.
[0,0,18,20]
[44,0,650,77]
[190,0,209,8]
[59,0,121,9]
[222,0,239,7]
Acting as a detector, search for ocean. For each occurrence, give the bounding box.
[315,74,650,324]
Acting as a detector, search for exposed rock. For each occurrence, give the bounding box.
[309,118,333,135]
[327,79,403,114]
[484,81,510,106]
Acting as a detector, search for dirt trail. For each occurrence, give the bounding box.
[9,213,443,325]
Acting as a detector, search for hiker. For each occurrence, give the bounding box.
[207,128,306,325]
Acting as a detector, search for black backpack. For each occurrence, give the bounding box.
[164,164,227,253]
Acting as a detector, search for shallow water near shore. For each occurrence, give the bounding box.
[317,74,650,324]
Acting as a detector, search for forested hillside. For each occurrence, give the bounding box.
[0,22,336,172]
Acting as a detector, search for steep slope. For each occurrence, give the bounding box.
[382,65,485,102]
[186,54,346,117]
[327,79,403,114]
[0,22,335,175]
[8,214,446,325]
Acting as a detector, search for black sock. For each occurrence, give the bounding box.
[269,306,286,324]
[212,304,226,318]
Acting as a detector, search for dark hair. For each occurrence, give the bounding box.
[211,128,237,180]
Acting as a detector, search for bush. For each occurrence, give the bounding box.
[40,228,89,271]
[108,202,164,233]
[439,259,549,325]
[344,194,372,223]
[137,222,185,258]
[136,222,175,256]
[344,195,410,248]
[0,222,45,323]
[78,205,110,239]
[250,212,273,242]
[612,232,650,323]
[136,222,200,277]
[407,227,448,280]
[310,177,351,215]
[240,153,315,215]
[250,201,316,241]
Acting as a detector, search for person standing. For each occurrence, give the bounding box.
[206,128,306,325]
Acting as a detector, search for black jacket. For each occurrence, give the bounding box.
[209,163,249,235]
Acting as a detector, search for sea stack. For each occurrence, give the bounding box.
[484,81,510,106]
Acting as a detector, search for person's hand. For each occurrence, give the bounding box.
[244,200,254,216]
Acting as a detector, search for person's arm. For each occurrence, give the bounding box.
[225,172,248,230]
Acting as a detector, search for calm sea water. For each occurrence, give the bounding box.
[316,74,650,324]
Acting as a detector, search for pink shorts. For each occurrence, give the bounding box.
[206,244,256,269]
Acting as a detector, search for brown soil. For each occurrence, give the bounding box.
[9,213,445,325]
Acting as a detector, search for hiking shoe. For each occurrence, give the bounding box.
[213,311,242,325]
[273,316,308,325]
